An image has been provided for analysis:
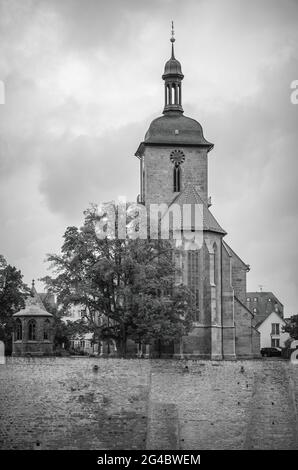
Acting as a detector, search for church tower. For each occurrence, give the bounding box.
[135,25,260,359]
[136,23,213,208]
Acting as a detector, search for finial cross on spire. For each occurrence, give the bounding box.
[171,21,175,42]
[162,20,184,114]
[170,20,175,58]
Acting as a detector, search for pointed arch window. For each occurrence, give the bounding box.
[28,320,36,341]
[213,242,218,286]
[173,165,181,192]
[187,250,200,321]
[170,150,185,193]
[16,319,22,341]
[43,319,50,340]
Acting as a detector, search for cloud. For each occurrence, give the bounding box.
[0,0,297,311]
[38,121,143,219]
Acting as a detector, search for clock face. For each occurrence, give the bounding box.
[170,149,185,165]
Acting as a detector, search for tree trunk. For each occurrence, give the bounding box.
[119,323,126,358]
[158,338,161,358]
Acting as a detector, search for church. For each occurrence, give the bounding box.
[134,28,260,359]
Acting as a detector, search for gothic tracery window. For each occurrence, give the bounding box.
[187,250,200,321]
[28,319,36,341]
[43,319,50,340]
[16,319,22,341]
[173,165,181,192]
[213,242,218,286]
[170,150,185,192]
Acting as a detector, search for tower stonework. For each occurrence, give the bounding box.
[138,139,210,207]
[135,29,260,359]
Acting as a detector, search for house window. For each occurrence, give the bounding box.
[16,319,22,340]
[253,297,258,302]
[247,297,250,302]
[253,308,257,313]
[268,298,271,302]
[271,323,280,335]
[28,320,36,341]
[43,319,50,340]
[271,338,280,348]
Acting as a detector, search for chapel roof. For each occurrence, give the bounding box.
[13,281,53,318]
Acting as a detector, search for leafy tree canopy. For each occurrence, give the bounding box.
[42,205,195,355]
[284,315,298,341]
[0,255,30,350]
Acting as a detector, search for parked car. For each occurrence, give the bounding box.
[260,347,282,357]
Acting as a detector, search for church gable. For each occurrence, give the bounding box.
[166,183,226,235]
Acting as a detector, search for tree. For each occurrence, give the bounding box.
[41,294,90,351]
[0,255,30,353]
[42,205,195,356]
[283,315,298,340]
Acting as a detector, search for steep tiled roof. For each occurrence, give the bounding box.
[13,287,53,318]
[246,291,284,308]
[255,310,286,329]
[246,291,284,326]
[166,183,226,235]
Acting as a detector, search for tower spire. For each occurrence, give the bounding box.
[171,20,175,59]
[162,21,184,114]
[31,279,36,296]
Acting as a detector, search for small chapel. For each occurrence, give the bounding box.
[134,27,260,359]
[12,281,54,356]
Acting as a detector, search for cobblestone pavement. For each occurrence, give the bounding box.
[0,358,297,450]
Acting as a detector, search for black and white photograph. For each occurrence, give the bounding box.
[0,0,298,462]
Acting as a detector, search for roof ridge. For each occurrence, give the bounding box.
[165,183,226,235]
[255,310,286,327]
[223,241,249,269]
[13,289,53,317]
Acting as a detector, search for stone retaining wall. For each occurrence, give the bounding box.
[0,358,297,450]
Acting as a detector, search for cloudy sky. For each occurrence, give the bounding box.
[0,0,297,314]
